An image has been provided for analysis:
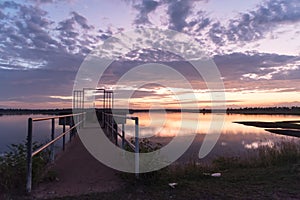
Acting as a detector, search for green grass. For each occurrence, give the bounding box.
[48,164,300,200]
[2,141,300,199]
[49,141,300,200]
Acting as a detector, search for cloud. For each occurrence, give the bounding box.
[0,1,113,72]
[27,0,55,3]
[0,68,76,101]
[214,52,300,81]
[130,0,208,31]
[166,0,194,31]
[0,1,19,9]
[0,10,5,19]
[187,11,211,31]
[26,0,74,4]
[1,0,300,108]
[71,11,94,30]
[210,0,300,45]
[208,22,226,46]
[127,0,300,53]
[134,0,159,24]
[0,1,115,107]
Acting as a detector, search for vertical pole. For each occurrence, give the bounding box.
[109,92,112,110]
[83,112,86,128]
[107,92,109,109]
[26,118,33,193]
[112,119,116,145]
[74,91,77,109]
[107,92,109,110]
[76,90,78,109]
[73,91,75,109]
[70,120,73,141]
[110,115,113,139]
[106,114,108,134]
[122,123,125,149]
[82,90,85,128]
[111,92,114,109]
[104,91,106,128]
[135,118,139,178]
[78,91,80,110]
[80,91,83,110]
[102,90,105,127]
[106,92,108,110]
[103,90,106,110]
[76,91,78,109]
[50,118,55,163]
[63,117,66,151]
[82,88,85,110]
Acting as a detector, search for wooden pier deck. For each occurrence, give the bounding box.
[32,125,124,199]
[25,88,138,198]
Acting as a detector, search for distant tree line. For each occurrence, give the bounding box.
[0,107,300,115]
[0,108,72,115]
[226,106,300,115]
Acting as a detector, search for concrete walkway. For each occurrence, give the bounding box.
[32,128,123,199]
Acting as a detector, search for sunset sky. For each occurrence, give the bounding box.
[0,0,299,109]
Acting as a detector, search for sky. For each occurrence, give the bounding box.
[0,0,300,109]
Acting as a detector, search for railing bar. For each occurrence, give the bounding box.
[103,113,137,120]
[112,129,135,150]
[32,112,86,122]
[31,121,83,157]
[124,139,135,150]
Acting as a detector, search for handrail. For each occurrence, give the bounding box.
[104,112,138,120]
[26,112,86,193]
[32,121,82,157]
[103,112,139,148]
[106,121,136,150]
[32,112,84,122]
[103,112,139,176]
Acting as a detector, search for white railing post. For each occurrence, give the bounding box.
[122,123,125,149]
[26,118,33,193]
[50,118,55,163]
[135,117,139,178]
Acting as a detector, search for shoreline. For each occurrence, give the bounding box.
[1,107,300,116]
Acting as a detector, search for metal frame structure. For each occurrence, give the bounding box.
[73,90,84,110]
[103,113,139,175]
[72,88,139,175]
[26,88,139,193]
[73,88,113,111]
[26,112,86,193]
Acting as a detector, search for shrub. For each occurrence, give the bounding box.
[122,138,163,185]
[0,141,50,193]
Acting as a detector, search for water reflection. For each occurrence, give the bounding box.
[1,113,300,160]
[126,112,300,161]
[0,115,65,153]
[130,112,300,136]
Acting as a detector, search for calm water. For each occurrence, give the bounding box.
[125,112,300,161]
[0,115,66,153]
[1,113,299,160]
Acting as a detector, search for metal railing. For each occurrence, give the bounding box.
[103,112,140,175]
[26,112,86,193]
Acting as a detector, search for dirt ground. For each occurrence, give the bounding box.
[32,136,124,199]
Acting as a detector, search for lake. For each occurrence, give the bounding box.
[1,113,299,161]
[0,114,65,154]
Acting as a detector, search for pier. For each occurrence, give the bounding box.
[26,88,140,196]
